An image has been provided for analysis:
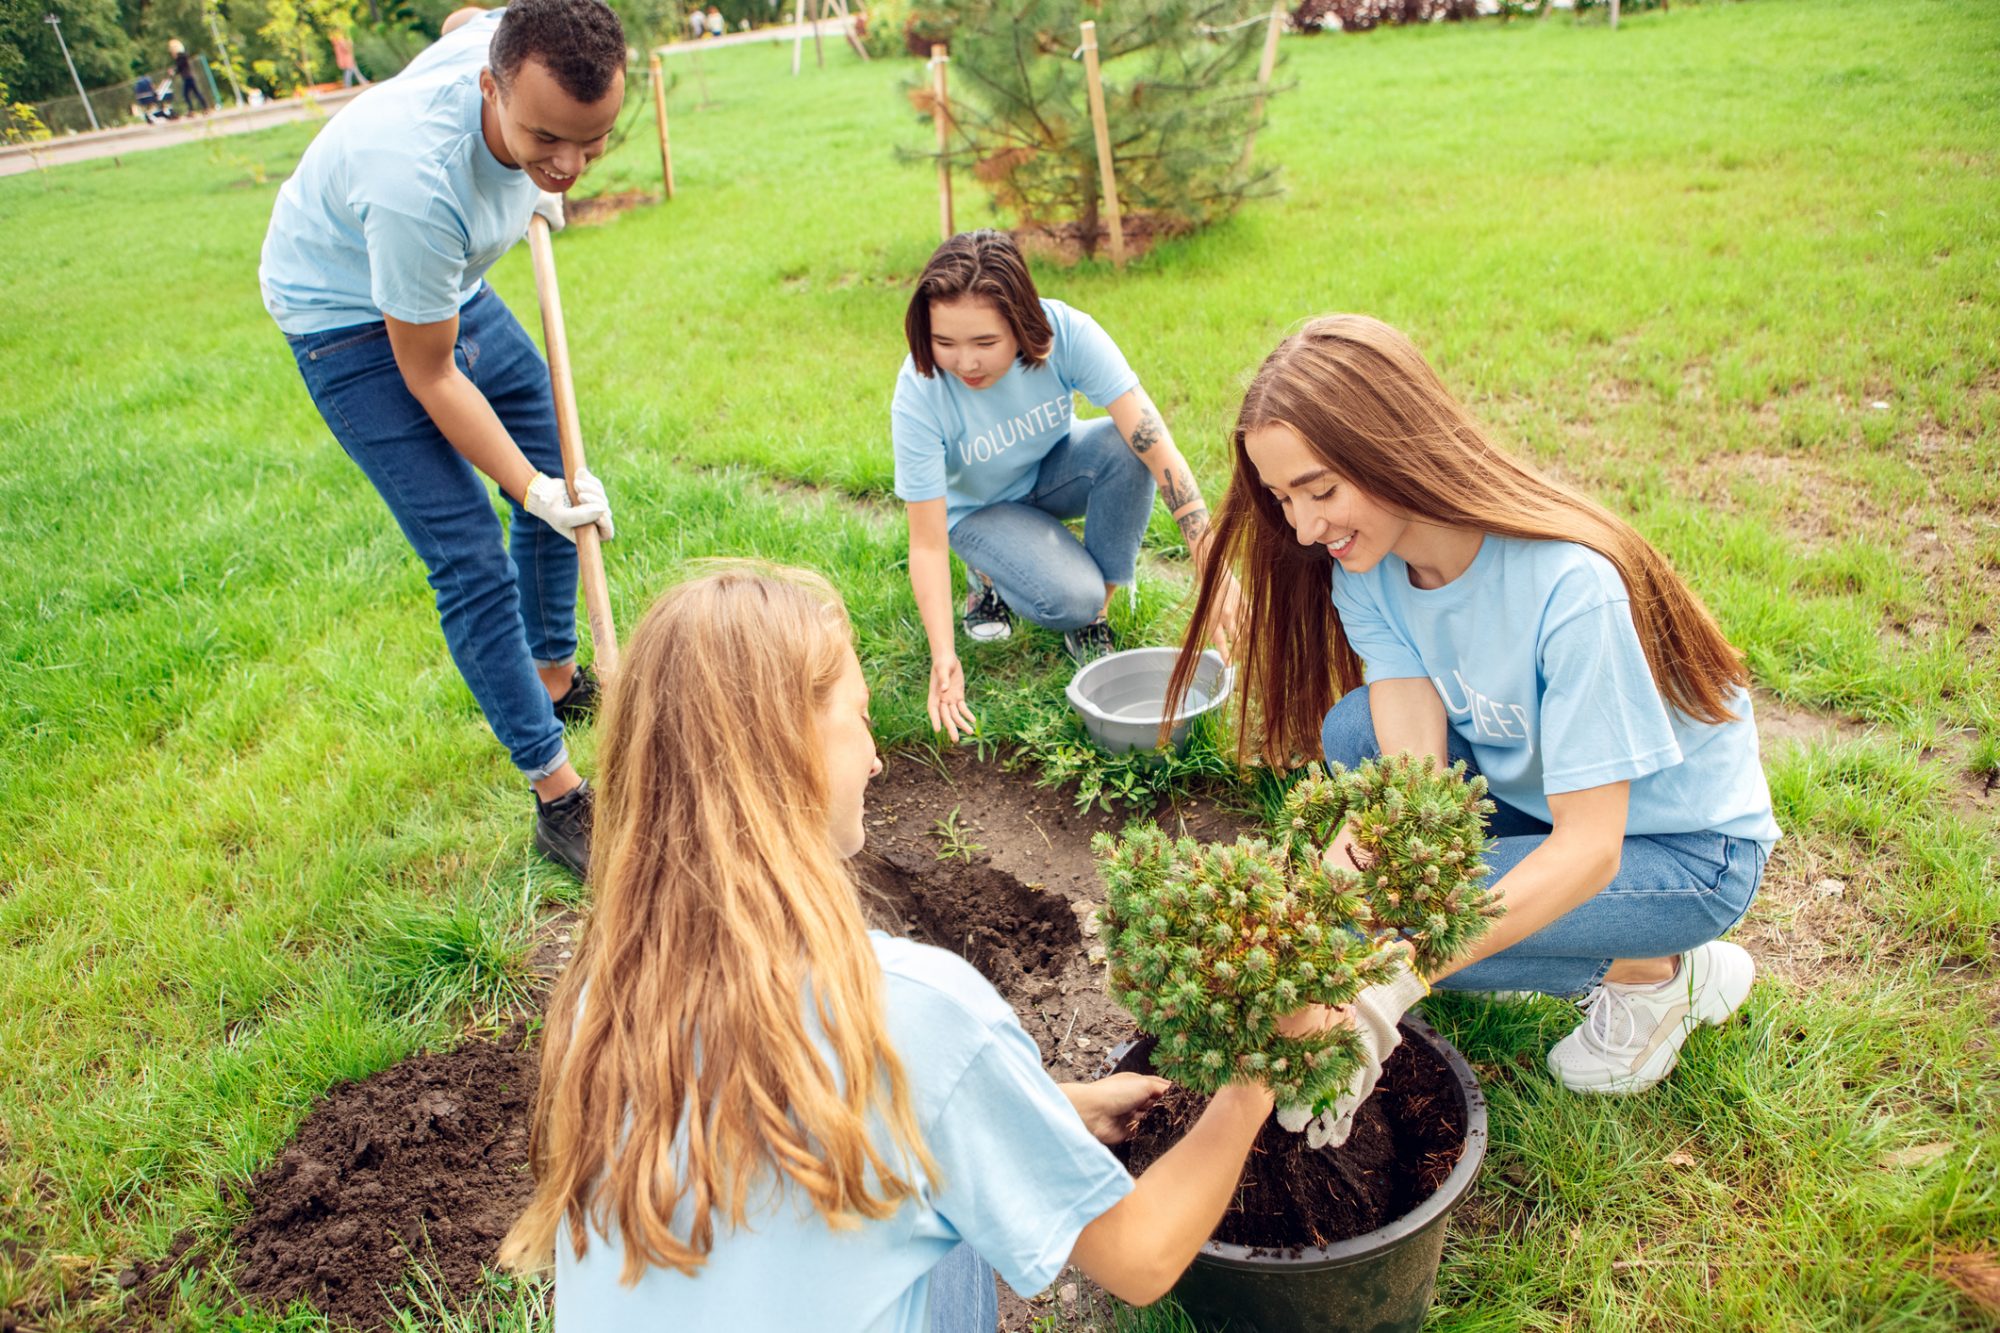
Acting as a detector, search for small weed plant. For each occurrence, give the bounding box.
[1095,755,1502,1112]
[932,805,986,863]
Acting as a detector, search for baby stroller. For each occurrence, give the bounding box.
[134,74,178,123]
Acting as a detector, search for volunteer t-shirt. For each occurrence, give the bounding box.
[553,933,1134,1332]
[1331,536,1780,846]
[891,299,1140,529]
[259,9,537,334]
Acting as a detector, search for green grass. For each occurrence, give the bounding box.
[1,0,1996,1327]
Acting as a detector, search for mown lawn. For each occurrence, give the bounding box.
[0,0,1995,1327]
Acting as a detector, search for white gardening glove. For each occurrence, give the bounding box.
[524,468,614,543]
[1277,959,1428,1149]
[532,190,565,234]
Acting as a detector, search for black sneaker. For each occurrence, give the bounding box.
[962,581,1013,643]
[534,779,593,879]
[1063,618,1117,665]
[551,663,600,726]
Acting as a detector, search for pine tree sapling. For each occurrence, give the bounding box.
[1095,754,1501,1117]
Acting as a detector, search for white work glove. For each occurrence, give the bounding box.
[524,468,614,543]
[1277,959,1428,1149]
[532,190,565,234]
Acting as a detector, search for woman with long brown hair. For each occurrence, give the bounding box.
[500,563,1293,1330]
[1173,316,1780,1129]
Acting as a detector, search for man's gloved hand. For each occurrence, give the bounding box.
[524,468,614,543]
[1277,958,1428,1149]
[532,190,565,234]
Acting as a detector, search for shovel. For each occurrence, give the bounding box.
[526,214,620,676]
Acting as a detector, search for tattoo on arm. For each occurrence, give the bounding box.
[1128,408,1164,454]
[1161,464,1199,515]
[1176,505,1211,551]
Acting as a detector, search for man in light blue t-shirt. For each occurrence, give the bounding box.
[259,0,625,876]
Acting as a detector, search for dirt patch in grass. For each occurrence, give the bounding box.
[857,748,1255,1081]
[564,189,659,225]
[231,1036,539,1330]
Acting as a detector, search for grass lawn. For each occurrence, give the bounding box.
[1,0,1996,1326]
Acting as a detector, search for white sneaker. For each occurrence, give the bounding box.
[1545,941,1755,1095]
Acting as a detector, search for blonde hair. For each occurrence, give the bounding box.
[500,562,936,1284]
[1172,315,1749,766]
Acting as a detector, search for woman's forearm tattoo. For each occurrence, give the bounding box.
[1176,505,1212,551]
[1129,408,1164,454]
[1162,464,1199,515]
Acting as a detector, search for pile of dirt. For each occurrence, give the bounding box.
[1113,1026,1468,1251]
[231,1037,540,1329]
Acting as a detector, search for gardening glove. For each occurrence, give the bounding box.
[1277,959,1428,1150]
[532,190,566,234]
[524,468,614,543]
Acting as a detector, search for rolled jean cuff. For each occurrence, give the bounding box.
[521,743,570,784]
[532,655,576,670]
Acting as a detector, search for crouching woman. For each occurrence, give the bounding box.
[500,564,1287,1330]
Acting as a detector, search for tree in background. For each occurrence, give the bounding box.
[920,0,1281,259]
[1,0,137,102]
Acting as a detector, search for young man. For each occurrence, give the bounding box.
[259,0,626,877]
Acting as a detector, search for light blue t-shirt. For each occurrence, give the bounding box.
[553,934,1134,1332]
[258,10,537,334]
[1331,536,1780,846]
[891,299,1140,529]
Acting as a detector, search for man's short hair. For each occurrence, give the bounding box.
[490,0,627,104]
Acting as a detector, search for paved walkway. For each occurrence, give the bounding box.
[0,87,365,178]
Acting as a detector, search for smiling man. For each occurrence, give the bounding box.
[259,0,627,878]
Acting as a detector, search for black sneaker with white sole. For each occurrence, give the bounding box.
[1063,618,1117,665]
[534,779,593,879]
[551,663,600,726]
[962,581,1013,643]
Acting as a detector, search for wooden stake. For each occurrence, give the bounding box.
[526,216,620,676]
[1240,4,1283,170]
[836,0,869,59]
[1078,21,1125,269]
[811,0,825,67]
[792,0,807,75]
[1610,0,1620,26]
[931,45,954,240]
[649,54,675,199]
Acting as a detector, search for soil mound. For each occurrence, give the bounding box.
[1115,1025,1466,1251]
[861,846,1080,999]
[232,1038,539,1329]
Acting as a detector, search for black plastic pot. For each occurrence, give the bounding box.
[1105,1015,1487,1333]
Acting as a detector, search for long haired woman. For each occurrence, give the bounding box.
[1173,316,1779,1110]
[501,563,1285,1330]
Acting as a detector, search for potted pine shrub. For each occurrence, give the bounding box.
[1095,754,1502,1332]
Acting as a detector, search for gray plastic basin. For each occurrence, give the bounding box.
[1065,647,1233,754]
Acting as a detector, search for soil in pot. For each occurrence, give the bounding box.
[1113,1029,1467,1253]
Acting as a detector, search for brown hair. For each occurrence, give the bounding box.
[903,230,1054,377]
[500,563,936,1284]
[1170,315,1749,766]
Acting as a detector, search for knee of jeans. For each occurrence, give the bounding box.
[1320,686,1374,767]
[1016,581,1103,631]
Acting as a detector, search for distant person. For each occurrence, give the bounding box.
[705,5,726,36]
[259,0,628,878]
[686,7,706,38]
[891,230,1241,740]
[331,30,368,88]
[168,38,209,114]
[498,562,1312,1329]
[133,73,173,123]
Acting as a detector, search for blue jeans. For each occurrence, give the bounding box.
[947,417,1154,631]
[928,1243,998,1333]
[1320,685,1765,997]
[286,285,572,781]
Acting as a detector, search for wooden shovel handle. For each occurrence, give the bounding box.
[526,214,620,676]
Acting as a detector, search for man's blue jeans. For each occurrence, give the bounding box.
[1321,685,1765,997]
[927,1243,998,1333]
[947,417,1154,631]
[286,285,572,781]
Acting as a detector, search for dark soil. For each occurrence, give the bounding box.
[564,189,659,225]
[1113,1026,1468,1253]
[230,1036,540,1330]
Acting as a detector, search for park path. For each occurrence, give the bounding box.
[0,15,858,180]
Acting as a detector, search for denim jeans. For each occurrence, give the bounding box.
[947,416,1154,631]
[286,285,572,781]
[1320,685,1765,997]
[927,1243,998,1333]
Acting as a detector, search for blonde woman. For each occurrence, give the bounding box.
[501,564,1302,1331]
[1172,315,1779,1115]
